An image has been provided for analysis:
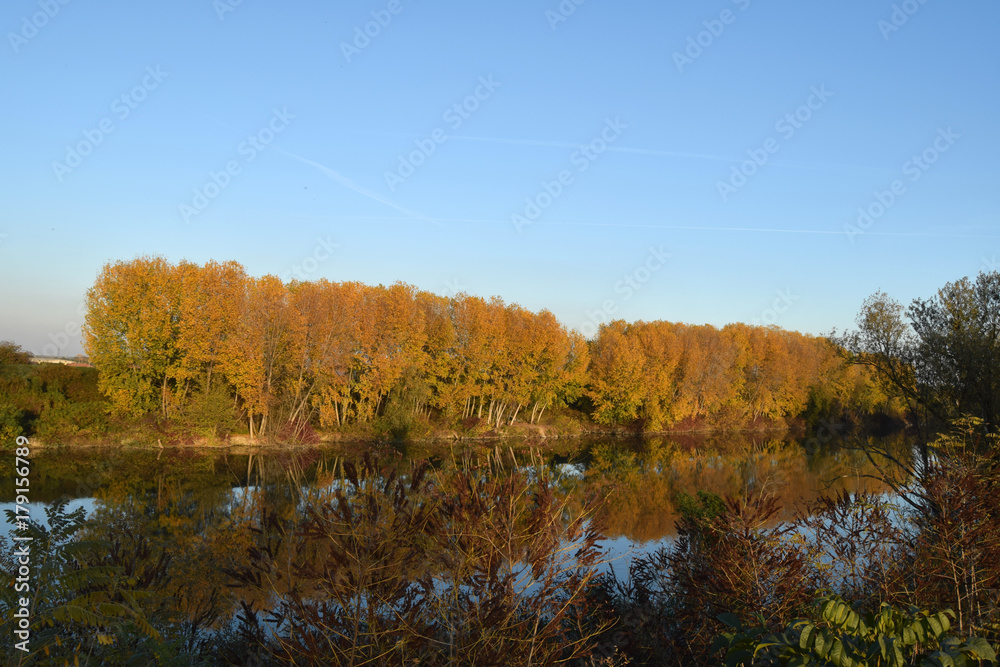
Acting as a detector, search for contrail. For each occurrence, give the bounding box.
[374,132,896,174]
[271,146,443,227]
[449,134,736,163]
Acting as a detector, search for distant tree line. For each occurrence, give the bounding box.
[587,320,887,430]
[3,259,990,441]
[70,256,901,440]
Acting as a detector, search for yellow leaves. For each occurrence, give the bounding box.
[90,258,895,436]
[588,322,647,425]
[84,256,181,417]
[588,320,883,428]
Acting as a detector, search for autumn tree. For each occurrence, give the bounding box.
[169,260,247,422]
[587,321,647,426]
[350,283,426,423]
[84,256,182,418]
[220,275,303,438]
[586,319,882,431]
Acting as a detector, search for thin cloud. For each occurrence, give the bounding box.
[351,128,896,174]
[450,134,736,163]
[271,146,443,227]
[448,134,893,174]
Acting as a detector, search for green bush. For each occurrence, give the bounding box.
[0,364,109,440]
[0,402,23,443]
[714,594,998,667]
[0,501,179,665]
[0,341,31,365]
[675,490,726,522]
[34,400,109,440]
[181,382,238,438]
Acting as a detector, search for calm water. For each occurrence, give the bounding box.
[0,431,912,650]
[1,433,905,554]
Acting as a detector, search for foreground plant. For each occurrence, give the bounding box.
[223,450,610,665]
[714,594,997,667]
[0,501,181,666]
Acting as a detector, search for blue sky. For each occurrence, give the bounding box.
[1,0,998,356]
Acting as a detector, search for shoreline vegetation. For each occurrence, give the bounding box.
[0,354,892,451]
[2,260,996,453]
[0,255,919,450]
[4,422,828,450]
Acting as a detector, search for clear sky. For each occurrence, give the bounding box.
[1,0,998,357]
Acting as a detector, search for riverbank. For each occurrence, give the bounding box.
[11,412,871,452]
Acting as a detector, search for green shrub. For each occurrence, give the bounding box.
[35,400,109,440]
[714,594,998,667]
[0,402,23,443]
[0,501,177,665]
[181,382,238,438]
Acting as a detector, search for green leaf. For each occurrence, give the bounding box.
[800,623,815,650]
[718,612,742,629]
[927,616,944,638]
[913,621,927,644]
[814,631,828,658]
[835,604,850,626]
[935,612,952,634]
[923,651,955,667]
[962,637,997,660]
[892,641,904,667]
[828,639,852,667]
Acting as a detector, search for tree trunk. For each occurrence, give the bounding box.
[509,403,522,426]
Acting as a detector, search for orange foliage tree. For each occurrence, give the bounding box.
[84,258,594,438]
[586,320,883,431]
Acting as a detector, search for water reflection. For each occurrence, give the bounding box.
[2,433,908,549]
[0,433,911,660]
[579,434,903,544]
